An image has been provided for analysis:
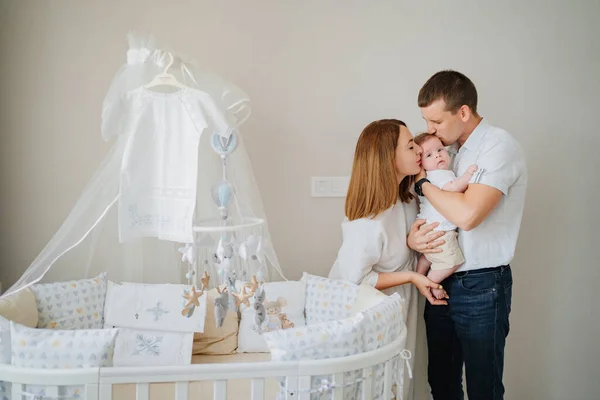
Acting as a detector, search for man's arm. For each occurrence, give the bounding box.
[421,140,521,231]
[421,183,503,231]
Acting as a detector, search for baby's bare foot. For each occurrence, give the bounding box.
[432,287,447,300]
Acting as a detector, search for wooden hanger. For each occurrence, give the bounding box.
[144,52,186,90]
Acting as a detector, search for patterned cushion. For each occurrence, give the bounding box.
[10,322,118,368]
[264,313,365,399]
[0,318,11,400]
[302,272,359,325]
[31,273,108,329]
[0,317,9,364]
[361,293,406,400]
[10,321,119,399]
[113,327,193,366]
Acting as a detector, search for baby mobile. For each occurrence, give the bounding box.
[178,129,267,327]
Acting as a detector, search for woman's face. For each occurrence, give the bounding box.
[395,125,422,182]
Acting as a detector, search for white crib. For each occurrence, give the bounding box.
[0,335,407,400]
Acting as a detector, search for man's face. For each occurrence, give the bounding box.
[420,99,464,146]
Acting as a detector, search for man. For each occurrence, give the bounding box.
[411,70,527,399]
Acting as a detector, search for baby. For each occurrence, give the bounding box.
[414,133,477,299]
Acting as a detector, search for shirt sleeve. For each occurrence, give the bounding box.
[471,141,522,195]
[335,220,383,287]
[427,170,457,189]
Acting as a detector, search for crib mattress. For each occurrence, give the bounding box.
[111,352,281,400]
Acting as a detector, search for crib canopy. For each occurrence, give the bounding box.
[3,33,284,298]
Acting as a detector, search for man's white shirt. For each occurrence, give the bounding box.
[449,119,527,272]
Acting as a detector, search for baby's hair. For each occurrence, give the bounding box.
[414,132,438,147]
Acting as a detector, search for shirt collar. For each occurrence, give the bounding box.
[460,118,490,151]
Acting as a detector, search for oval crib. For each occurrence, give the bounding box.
[0,335,407,400]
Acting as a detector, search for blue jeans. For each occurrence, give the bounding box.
[424,265,513,400]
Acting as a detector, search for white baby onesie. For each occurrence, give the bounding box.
[417,169,457,231]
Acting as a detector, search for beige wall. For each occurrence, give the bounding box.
[1,0,599,398]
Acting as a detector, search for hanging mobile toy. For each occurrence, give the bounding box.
[181,286,203,318]
[214,285,230,328]
[200,271,211,291]
[178,242,197,264]
[211,180,233,220]
[226,273,238,312]
[210,131,238,159]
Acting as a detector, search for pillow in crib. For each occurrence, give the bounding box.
[113,327,193,366]
[237,280,306,353]
[0,287,39,328]
[193,287,239,355]
[31,272,107,330]
[360,293,407,400]
[10,321,118,368]
[104,281,207,333]
[348,284,386,315]
[301,272,360,325]
[10,321,119,399]
[264,313,365,400]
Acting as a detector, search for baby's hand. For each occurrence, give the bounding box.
[467,165,478,175]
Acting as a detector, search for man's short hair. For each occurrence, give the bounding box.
[418,70,478,115]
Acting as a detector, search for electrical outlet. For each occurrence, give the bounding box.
[311,176,350,197]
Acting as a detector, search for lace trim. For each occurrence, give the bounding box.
[151,187,196,198]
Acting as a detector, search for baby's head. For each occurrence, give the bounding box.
[414,133,451,172]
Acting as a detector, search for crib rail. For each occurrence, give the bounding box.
[0,336,406,400]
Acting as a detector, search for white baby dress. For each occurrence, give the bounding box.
[102,86,233,244]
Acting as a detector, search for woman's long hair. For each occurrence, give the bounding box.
[345,119,414,221]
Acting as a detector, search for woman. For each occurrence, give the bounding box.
[328,119,446,399]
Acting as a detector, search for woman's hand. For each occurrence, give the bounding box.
[407,219,446,254]
[411,272,448,306]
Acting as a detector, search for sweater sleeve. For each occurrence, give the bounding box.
[335,219,383,287]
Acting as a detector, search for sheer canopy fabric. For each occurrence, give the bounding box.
[3,33,283,298]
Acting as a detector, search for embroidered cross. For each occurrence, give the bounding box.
[135,313,139,320]
[146,301,170,322]
[133,334,163,356]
